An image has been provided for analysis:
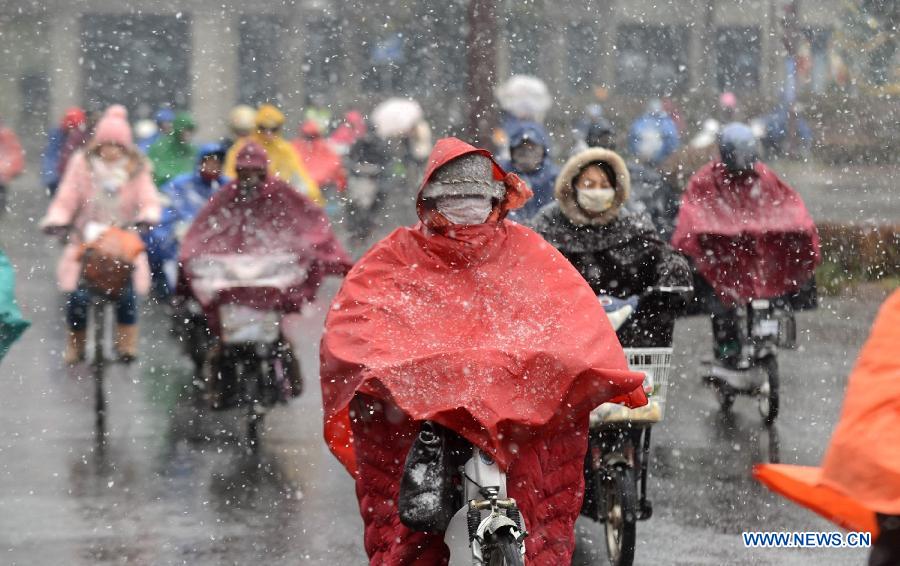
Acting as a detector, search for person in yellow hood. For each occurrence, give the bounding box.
[224,104,323,205]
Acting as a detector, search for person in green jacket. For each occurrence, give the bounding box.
[147,112,197,188]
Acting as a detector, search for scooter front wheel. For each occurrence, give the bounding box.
[757,356,780,425]
[486,528,524,566]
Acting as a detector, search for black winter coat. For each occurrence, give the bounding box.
[532,204,692,347]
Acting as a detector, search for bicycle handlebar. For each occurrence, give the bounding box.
[641,285,694,298]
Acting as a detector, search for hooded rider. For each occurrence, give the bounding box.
[583,119,680,241]
[321,138,647,565]
[181,142,350,406]
[223,104,323,205]
[146,144,228,295]
[672,123,820,368]
[223,104,256,154]
[500,121,560,221]
[147,112,198,188]
[41,105,161,364]
[531,147,691,347]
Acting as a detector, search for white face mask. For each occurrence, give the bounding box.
[436,196,493,225]
[91,156,129,194]
[576,188,616,213]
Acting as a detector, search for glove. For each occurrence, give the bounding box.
[598,295,639,331]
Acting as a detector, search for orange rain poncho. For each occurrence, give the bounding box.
[754,289,900,538]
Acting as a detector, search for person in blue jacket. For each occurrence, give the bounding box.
[499,121,560,221]
[41,107,85,196]
[146,143,228,297]
[627,100,681,168]
[137,108,176,154]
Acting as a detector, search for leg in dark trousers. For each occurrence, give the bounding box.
[869,514,900,566]
[66,288,93,331]
[710,308,741,367]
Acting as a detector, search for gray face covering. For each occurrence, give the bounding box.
[421,154,505,224]
[435,196,493,225]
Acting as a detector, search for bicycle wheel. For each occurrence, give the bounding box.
[487,528,524,566]
[758,356,780,425]
[91,302,108,444]
[716,383,735,412]
[603,465,637,566]
[243,361,265,452]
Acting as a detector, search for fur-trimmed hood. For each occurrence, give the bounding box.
[555,147,631,226]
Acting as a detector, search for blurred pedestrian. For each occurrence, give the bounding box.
[291,119,347,201]
[0,248,29,364]
[328,110,366,156]
[499,121,559,221]
[58,108,100,180]
[138,108,175,153]
[223,104,256,154]
[42,107,85,196]
[672,123,820,368]
[40,105,160,364]
[627,99,681,168]
[147,111,197,188]
[133,119,158,152]
[223,104,322,205]
[0,118,25,214]
[719,91,739,122]
[146,144,227,297]
[493,75,553,162]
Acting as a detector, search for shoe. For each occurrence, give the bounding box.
[64,330,86,365]
[114,324,138,363]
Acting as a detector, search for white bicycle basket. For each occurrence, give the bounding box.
[591,347,673,425]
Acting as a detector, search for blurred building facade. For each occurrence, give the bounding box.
[0,0,855,144]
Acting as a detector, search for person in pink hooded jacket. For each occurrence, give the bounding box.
[41,105,160,364]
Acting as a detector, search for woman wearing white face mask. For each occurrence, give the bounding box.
[531,147,692,347]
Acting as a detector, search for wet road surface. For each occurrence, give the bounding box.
[1,175,885,565]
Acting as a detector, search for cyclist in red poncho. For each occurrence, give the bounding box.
[672,123,820,367]
[320,137,647,565]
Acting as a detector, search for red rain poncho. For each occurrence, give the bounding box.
[755,289,900,539]
[292,121,348,192]
[672,161,820,305]
[178,174,351,316]
[321,138,646,564]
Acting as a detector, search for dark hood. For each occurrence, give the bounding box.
[507,121,550,159]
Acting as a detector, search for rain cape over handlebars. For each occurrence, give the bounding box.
[187,253,309,307]
[177,175,352,310]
